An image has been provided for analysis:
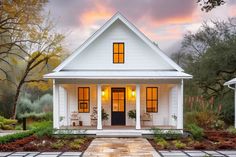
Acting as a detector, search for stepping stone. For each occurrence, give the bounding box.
[40,152,61,155]
[61,152,82,156]
[0,152,12,157]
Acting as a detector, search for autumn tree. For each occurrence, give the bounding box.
[0,0,64,118]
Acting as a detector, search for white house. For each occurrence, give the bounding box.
[224,78,236,128]
[44,13,192,136]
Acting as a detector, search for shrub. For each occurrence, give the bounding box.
[0,130,35,144]
[0,116,17,130]
[69,138,85,149]
[128,110,136,120]
[211,120,225,130]
[18,112,53,122]
[151,128,181,140]
[186,124,204,140]
[154,138,168,149]
[173,140,186,149]
[185,111,218,129]
[227,126,236,135]
[31,121,53,138]
[51,140,65,149]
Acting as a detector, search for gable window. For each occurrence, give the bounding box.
[78,87,90,113]
[146,87,158,112]
[113,42,124,63]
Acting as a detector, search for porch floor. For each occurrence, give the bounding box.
[60,125,176,130]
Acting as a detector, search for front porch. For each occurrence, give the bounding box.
[52,78,184,135]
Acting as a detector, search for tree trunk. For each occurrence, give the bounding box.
[11,81,24,119]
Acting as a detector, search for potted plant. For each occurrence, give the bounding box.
[128,110,136,125]
[102,108,109,125]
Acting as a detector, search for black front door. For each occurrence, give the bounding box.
[111,88,126,125]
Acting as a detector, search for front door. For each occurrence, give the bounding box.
[111,88,126,125]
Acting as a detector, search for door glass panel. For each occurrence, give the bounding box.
[119,92,124,99]
[113,100,119,111]
[119,100,124,112]
[113,92,119,99]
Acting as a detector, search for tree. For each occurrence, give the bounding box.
[0,0,64,119]
[197,0,225,12]
[175,18,236,98]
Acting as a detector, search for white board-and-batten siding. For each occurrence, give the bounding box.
[58,84,177,127]
[63,20,175,71]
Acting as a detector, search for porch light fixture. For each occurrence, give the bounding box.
[131,90,135,97]
[102,91,105,96]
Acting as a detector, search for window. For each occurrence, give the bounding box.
[78,87,90,113]
[113,43,124,63]
[146,87,158,112]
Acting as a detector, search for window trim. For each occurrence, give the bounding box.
[78,87,90,113]
[146,87,158,113]
[113,42,125,64]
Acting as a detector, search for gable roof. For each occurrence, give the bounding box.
[54,12,184,72]
[224,78,236,86]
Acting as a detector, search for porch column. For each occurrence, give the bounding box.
[53,79,60,129]
[177,79,183,129]
[136,84,141,129]
[97,84,102,130]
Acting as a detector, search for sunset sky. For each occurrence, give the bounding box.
[45,0,236,54]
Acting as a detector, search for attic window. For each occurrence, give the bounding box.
[113,43,124,63]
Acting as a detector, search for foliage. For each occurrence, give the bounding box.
[186,124,204,140]
[227,126,236,135]
[0,0,65,119]
[155,138,168,149]
[69,138,85,149]
[211,120,225,130]
[197,0,225,12]
[102,108,109,121]
[18,112,53,122]
[0,130,35,144]
[184,96,222,129]
[173,140,186,149]
[151,128,182,140]
[0,116,17,130]
[30,121,53,138]
[128,110,136,120]
[51,140,65,149]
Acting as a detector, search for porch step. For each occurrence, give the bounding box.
[96,130,142,137]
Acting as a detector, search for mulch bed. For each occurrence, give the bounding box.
[149,130,236,150]
[0,135,93,152]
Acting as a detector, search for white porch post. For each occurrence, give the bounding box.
[97,84,102,130]
[136,84,141,129]
[177,79,184,129]
[53,79,60,129]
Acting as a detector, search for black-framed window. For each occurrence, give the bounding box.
[78,87,90,113]
[113,42,124,63]
[146,87,158,112]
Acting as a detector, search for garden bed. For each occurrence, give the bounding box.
[149,130,236,150]
[0,135,93,152]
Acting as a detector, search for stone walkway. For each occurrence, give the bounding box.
[83,138,159,157]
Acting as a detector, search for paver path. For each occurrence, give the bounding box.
[83,138,159,157]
